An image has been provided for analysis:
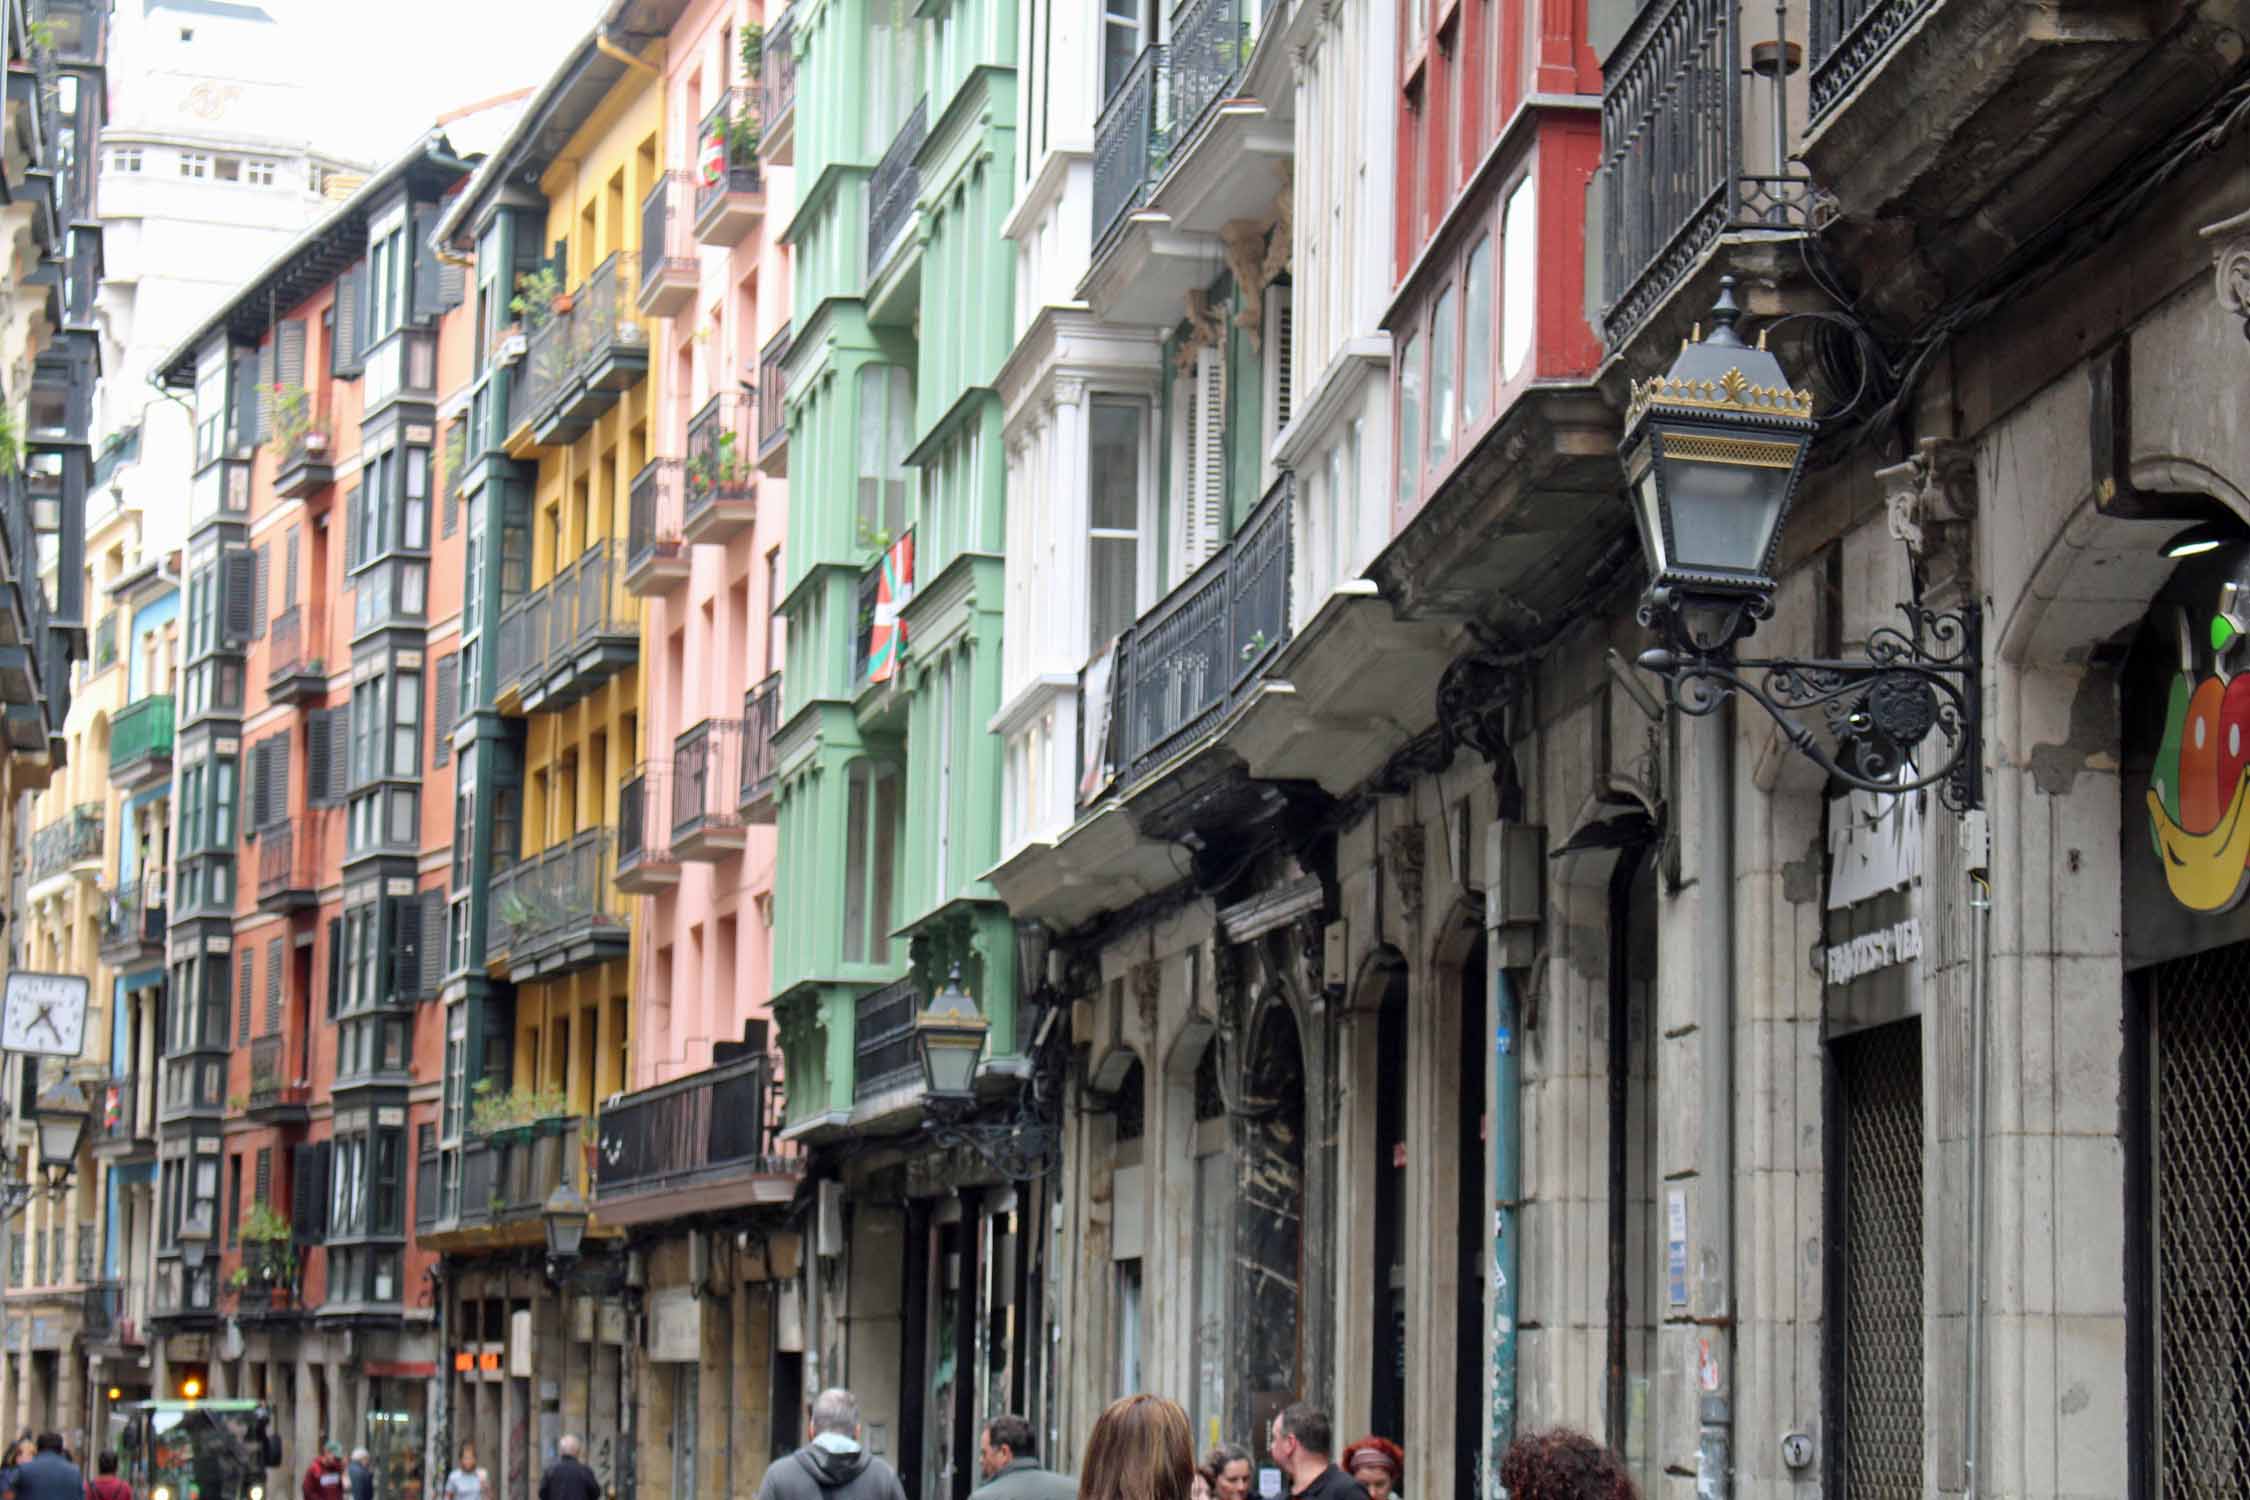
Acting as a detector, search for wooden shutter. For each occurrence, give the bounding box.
[420,888,445,997]
[432,655,457,767]
[326,705,351,803]
[222,548,255,644]
[237,950,254,1044]
[255,339,276,442]
[252,543,270,638]
[275,318,307,392]
[292,1140,330,1241]
[1267,285,1294,433]
[306,711,334,806]
[325,916,342,1019]
[264,937,283,1032]
[342,484,358,569]
[411,205,445,323]
[332,261,365,376]
[267,733,290,828]
[284,528,300,608]
[439,256,467,312]
[233,348,260,451]
[255,1147,272,1208]
[246,737,266,830]
[390,895,422,1002]
[1179,347,1227,574]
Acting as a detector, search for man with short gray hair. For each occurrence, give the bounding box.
[347,1449,374,1500]
[756,1389,906,1500]
[539,1437,601,1500]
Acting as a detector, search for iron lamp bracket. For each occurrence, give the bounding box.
[1639,600,1984,813]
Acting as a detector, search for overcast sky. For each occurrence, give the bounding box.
[268,0,611,164]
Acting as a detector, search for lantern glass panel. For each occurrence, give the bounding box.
[1659,440,1790,579]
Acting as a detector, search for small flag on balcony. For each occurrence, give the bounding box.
[867,531,915,683]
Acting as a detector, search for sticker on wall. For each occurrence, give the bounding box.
[2148,588,2250,912]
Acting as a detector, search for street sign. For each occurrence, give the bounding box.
[1,972,89,1058]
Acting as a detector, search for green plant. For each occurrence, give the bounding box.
[855,518,895,552]
[23,18,58,53]
[225,1092,247,1112]
[687,430,751,498]
[470,1081,572,1137]
[725,109,762,165]
[241,1205,293,1244]
[739,21,765,83]
[0,403,21,473]
[510,266,564,331]
[444,420,468,490]
[270,382,315,457]
[227,1266,250,1289]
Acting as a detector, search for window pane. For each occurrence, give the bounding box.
[1396,337,1420,507]
[872,766,901,963]
[1461,238,1493,424]
[842,765,870,963]
[1428,288,1455,466]
[1501,177,1536,380]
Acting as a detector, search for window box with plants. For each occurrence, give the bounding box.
[694,84,765,245]
[469,1079,572,1145]
[272,384,333,498]
[230,1207,298,1311]
[681,392,757,543]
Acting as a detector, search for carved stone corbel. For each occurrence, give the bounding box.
[2202,208,2250,341]
[1130,959,1162,1038]
[1177,289,1225,375]
[1261,164,1294,286]
[1385,823,1426,934]
[1221,221,1270,350]
[1876,436,1977,591]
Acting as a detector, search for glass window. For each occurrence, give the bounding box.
[1088,399,1143,652]
[855,365,913,546]
[391,671,421,776]
[1461,238,1493,425]
[1101,0,1145,101]
[841,761,901,965]
[1396,336,1420,506]
[1501,177,1536,381]
[1428,288,1456,467]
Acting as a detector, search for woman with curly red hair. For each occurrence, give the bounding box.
[1336,1438,1402,1500]
[1496,1431,1638,1500]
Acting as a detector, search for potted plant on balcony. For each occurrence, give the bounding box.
[271,383,324,463]
[510,266,566,336]
[470,1079,571,1144]
[686,429,752,503]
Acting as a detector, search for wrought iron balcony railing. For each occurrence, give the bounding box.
[1808,0,1931,122]
[96,1073,150,1155]
[867,97,928,273]
[98,880,165,958]
[695,87,765,240]
[617,763,679,890]
[759,8,796,143]
[625,459,687,594]
[683,391,755,540]
[496,539,639,707]
[638,173,698,316]
[593,1055,790,1200]
[110,693,174,779]
[256,822,318,910]
[1598,0,1812,348]
[853,974,924,1101]
[30,802,102,881]
[738,675,780,815]
[247,1034,309,1119]
[1093,45,1167,250]
[757,324,792,459]
[509,302,578,435]
[489,829,628,960]
[1085,472,1293,803]
[455,1119,581,1230]
[572,251,648,385]
[671,717,746,856]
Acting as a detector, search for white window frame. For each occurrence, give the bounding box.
[179,152,209,179]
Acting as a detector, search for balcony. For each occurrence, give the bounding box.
[637,173,698,319]
[755,324,790,476]
[1093,47,1167,254]
[92,1074,154,1161]
[30,802,102,883]
[866,97,926,280]
[83,1282,130,1349]
[246,1034,309,1125]
[255,822,318,913]
[852,529,914,691]
[273,414,334,499]
[682,392,756,544]
[592,1055,797,1225]
[150,1256,218,1328]
[738,674,780,823]
[568,252,649,402]
[616,763,680,894]
[494,539,639,713]
[109,693,173,788]
[512,306,585,447]
[488,830,630,981]
[1083,473,1293,805]
[695,87,765,245]
[233,1239,302,1321]
[759,7,795,166]
[266,604,325,704]
[97,879,165,965]
[671,717,746,862]
[435,1119,583,1245]
[852,975,923,1104]
[1598,0,1812,350]
[625,459,688,596]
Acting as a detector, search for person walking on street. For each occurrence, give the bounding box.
[754,1389,907,1500]
[1199,1445,1251,1500]
[9,1435,83,1500]
[444,1444,484,1500]
[349,1449,376,1500]
[303,1442,346,1500]
[87,1451,135,1500]
[539,1437,602,1500]
[972,1416,1073,1500]
[1265,1408,1365,1500]
[1075,1395,1192,1500]
[1339,1439,1402,1500]
[1495,1431,1636,1500]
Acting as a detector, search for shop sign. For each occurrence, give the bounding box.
[2145,588,2250,912]
[648,1285,699,1363]
[1823,779,1923,987]
[1825,918,1924,986]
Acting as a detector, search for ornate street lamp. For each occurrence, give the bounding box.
[1627,279,1984,812]
[32,1079,90,1180]
[914,965,989,1102]
[542,1180,590,1275]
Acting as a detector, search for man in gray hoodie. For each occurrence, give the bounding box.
[757,1391,908,1500]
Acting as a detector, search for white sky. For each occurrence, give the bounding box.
[266,0,612,165]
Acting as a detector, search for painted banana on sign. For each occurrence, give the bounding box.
[2147,587,2250,912]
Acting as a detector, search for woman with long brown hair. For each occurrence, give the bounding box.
[1078,1397,1196,1500]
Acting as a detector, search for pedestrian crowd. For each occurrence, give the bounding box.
[749,1386,1637,1500]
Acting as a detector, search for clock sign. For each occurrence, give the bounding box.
[2,972,90,1059]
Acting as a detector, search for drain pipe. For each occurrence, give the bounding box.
[1963,811,1991,1499]
[1693,708,1736,1500]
